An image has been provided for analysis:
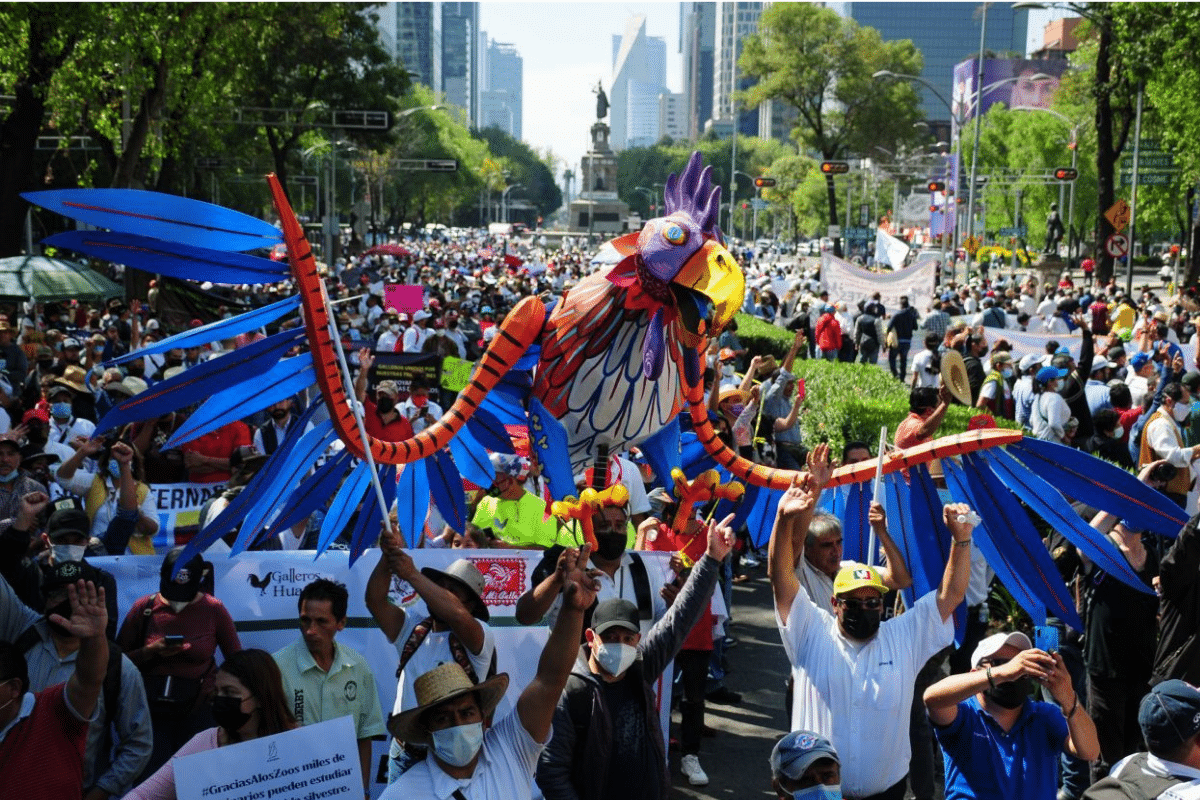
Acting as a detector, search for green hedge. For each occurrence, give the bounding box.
[731,314,1021,456]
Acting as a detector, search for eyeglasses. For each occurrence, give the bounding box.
[836,597,883,611]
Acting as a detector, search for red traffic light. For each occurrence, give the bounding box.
[820,161,850,174]
[1054,168,1078,180]
[927,180,946,192]
[754,177,777,188]
[741,202,749,209]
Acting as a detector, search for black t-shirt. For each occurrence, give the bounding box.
[1084,543,1159,680]
[601,677,661,800]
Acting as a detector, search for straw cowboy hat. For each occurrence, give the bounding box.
[52,365,88,394]
[386,662,509,745]
[939,350,972,407]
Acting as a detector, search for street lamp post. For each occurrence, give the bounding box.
[502,184,523,223]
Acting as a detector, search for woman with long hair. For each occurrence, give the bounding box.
[125,649,298,800]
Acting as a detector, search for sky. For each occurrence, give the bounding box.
[478,2,1059,190]
[479,2,683,185]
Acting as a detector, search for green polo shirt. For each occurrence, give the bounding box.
[272,639,385,740]
[472,491,569,548]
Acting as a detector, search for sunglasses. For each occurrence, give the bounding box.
[836,597,883,611]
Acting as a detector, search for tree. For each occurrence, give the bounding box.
[739,4,923,257]
[474,127,563,221]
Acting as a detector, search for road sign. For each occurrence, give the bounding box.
[1121,171,1175,187]
[754,177,776,188]
[844,226,872,240]
[998,226,1028,237]
[821,161,850,174]
[750,198,768,210]
[293,175,318,186]
[331,109,391,130]
[393,159,459,172]
[1104,199,1131,233]
[827,225,842,238]
[1105,232,1130,258]
[195,157,224,169]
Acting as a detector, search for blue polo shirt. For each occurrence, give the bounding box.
[934,696,1068,800]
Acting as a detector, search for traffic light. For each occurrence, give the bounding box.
[820,161,850,174]
[927,180,946,192]
[754,177,777,188]
[1054,167,1078,180]
[741,202,750,209]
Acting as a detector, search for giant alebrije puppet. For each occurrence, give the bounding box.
[24,151,1187,633]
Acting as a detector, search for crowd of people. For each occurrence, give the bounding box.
[0,226,1199,800]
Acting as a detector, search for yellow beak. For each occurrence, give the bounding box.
[672,238,745,337]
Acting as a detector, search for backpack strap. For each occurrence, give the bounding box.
[395,618,434,679]
[626,552,653,622]
[395,617,493,683]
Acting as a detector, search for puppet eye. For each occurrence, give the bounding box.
[662,224,688,246]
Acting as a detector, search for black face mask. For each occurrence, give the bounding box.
[210,695,252,732]
[840,608,882,640]
[166,358,182,368]
[45,599,73,638]
[127,364,144,378]
[985,678,1032,709]
[594,531,626,561]
[269,408,289,421]
[376,397,395,414]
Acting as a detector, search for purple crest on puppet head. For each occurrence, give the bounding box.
[637,152,723,285]
[663,151,722,234]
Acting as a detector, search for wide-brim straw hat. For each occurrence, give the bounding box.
[386,662,509,745]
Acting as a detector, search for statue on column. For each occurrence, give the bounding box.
[1044,202,1065,254]
[594,80,608,120]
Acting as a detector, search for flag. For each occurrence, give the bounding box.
[874,228,910,269]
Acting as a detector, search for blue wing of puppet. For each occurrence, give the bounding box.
[513,344,541,372]
[349,466,397,564]
[257,450,353,544]
[840,481,872,565]
[449,425,495,489]
[44,230,288,285]
[396,460,431,548]
[427,449,467,533]
[108,296,301,366]
[317,460,374,553]
[176,403,321,561]
[230,421,337,555]
[745,483,783,549]
[479,383,527,427]
[638,416,681,493]
[24,188,283,251]
[465,407,515,454]
[982,448,1155,596]
[164,357,314,448]
[881,472,917,609]
[96,328,304,434]
[942,457,1049,627]
[529,398,576,501]
[1008,438,1188,537]
[902,462,969,642]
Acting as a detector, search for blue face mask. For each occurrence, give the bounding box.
[0,470,18,483]
[790,786,842,800]
[108,460,122,481]
[50,402,71,420]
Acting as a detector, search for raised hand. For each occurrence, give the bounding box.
[776,479,815,520]
[51,580,108,641]
[110,441,134,465]
[704,513,737,561]
[806,441,832,488]
[868,501,886,529]
[562,543,600,611]
[944,503,977,540]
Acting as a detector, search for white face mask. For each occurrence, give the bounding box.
[431,721,484,767]
[721,364,735,377]
[594,641,638,676]
[1173,402,1191,423]
[51,544,86,564]
[168,600,190,614]
[1112,425,1125,439]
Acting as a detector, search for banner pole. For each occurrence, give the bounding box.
[320,280,393,525]
[868,425,887,567]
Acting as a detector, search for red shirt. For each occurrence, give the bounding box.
[642,520,715,651]
[180,420,252,483]
[363,397,415,442]
[117,592,242,682]
[0,684,89,800]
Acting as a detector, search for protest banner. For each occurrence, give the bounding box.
[176,716,360,800]
[820,252,936,314]
[383,284,424,314]
[92,547,693,798]
[144,481,227,550]
[440,355,473,393]
[367,351,441,395]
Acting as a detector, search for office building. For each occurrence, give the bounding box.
[610,14,667,150]
[376,3,483,127]
[711,1,763,137]
[680,2,716,140]
[441,2,480,124]
[480,36,523,139]
[829,3,1029,127]
[659,92,688,142]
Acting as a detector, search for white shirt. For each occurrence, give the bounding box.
[795,557,838,614]
[1146,409,1195,467]
[402,325,429,353]
[390,601,497,718]
[544,553,667,636]
[376,330,401,353]
[57,468,159,540]
[910,349,938,388]
[397,398,444,434]
[778,588,952,798]
[1030,391,1071,442]
[1128,374,1150,410]
[50,416,95,447]
[379,710,545,800]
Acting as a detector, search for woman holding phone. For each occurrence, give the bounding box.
[117,547,243,780]
[125,649,298,800]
